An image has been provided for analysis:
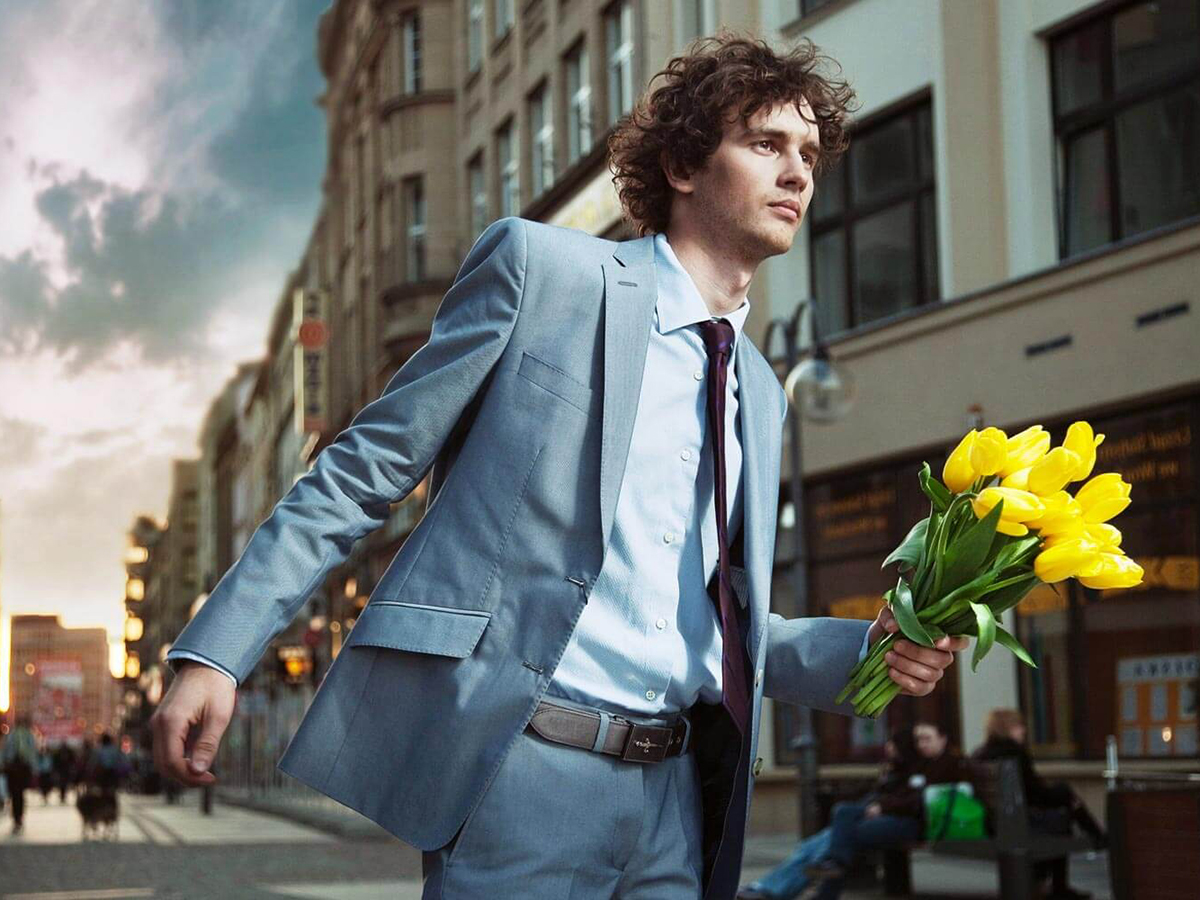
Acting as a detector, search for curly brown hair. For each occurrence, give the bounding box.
[607,32,858,236]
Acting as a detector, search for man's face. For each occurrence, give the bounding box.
[672,99,820,260]
[914,724,947,759]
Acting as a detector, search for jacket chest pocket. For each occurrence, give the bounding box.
[345,601,491,658]
[517,351,597,417]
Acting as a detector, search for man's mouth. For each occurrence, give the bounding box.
[768,201,799,222]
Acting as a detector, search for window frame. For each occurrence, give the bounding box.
[1049,0,1200,259]
[605,0,634,126]
[403,176,426,283]
[565,39,593,166]
[467,0,484,74]
[497,119,520,218]
[402,10,422,95]
[529,81,555,198]
[468,152,488,240]
[807,93,939,338]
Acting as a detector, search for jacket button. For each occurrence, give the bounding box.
[752,757,763,777]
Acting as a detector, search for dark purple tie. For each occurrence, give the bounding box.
[698,318,750,736]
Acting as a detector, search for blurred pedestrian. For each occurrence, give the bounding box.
[87,733,128,798]
[37,749,55,804]
[52,744,76,803]
[972,708,1103,900]
[737,725,920,900]
[802,721,976,900]
[1,715,39,835]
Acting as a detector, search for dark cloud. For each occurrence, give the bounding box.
[0,172,281,373]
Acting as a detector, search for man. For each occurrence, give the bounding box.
[154,34,966,898]
[1,714,39,835]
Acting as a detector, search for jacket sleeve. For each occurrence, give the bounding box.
[166,217,529,684]
[762,613,872,715]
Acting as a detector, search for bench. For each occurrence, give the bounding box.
[879,758,1093,896]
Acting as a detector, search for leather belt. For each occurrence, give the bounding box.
[525,700,691,764]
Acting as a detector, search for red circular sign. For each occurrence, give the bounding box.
[298,321,328,349]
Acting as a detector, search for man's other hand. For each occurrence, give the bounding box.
[150,661,236,787]
[867,605,969,698]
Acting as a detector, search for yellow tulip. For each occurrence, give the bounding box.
[999,426,1051,477]
[969,427,1009,478]
[1084,523,1123,553]
[1001,467,1031,491]
[1063,421,1105,482]
[1028,492,1085,537]
[1077,552,1144,590]
[943,430,978,493]
[995,520,1030,537]
[1076,473,1132,524]
[1034,537,1102,583]
[1027,446,1083,496]
[972,486,1046,525]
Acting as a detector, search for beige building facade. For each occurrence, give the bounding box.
[746,0,1200,830]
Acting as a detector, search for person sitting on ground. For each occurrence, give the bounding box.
[972,708,1103,900]
[736,725,920,900]
[803,720,976,900]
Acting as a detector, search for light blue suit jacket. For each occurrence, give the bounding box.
[167,217,870,898]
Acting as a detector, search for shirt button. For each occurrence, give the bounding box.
[693,370,703,381]
[680,449,692,461]
[645,689,656,701]
[656,618,667,630]
[663,531,675,544]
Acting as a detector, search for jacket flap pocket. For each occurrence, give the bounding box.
[345,601,491,658]
[517,351,595,414]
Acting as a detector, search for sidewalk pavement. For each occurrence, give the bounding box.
[217,790,1113,899]
[3,788,1112,898]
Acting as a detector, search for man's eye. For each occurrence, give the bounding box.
[756,140,774,151]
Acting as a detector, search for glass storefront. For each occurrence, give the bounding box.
[1017,397,1199,760]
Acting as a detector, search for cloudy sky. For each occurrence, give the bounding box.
[0,0,331,672]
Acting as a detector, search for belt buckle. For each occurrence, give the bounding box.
[621,724,671,763]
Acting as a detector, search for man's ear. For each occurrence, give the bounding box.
[660,150,694,195]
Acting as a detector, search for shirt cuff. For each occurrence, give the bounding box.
[857,626,872,664]
[166,650,239,688]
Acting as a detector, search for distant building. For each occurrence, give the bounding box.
[9,615,117,745]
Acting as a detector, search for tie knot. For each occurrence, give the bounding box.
[698,318,735,361]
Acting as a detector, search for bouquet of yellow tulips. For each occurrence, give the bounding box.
[836,421,1144,718]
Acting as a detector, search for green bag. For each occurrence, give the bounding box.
[923,781,987,841]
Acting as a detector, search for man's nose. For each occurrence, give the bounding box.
[780,151,811,191]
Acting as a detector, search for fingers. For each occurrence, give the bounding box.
[885,649,943,696]
[892,638,956,671]
[151,670,234,788]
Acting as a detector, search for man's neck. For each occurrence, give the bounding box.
[662,226,756,318]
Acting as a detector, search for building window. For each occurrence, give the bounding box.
[468,153,488,239]
[403,177,426,282]
[1052,0,1200,258]
[402,11,422,94]
[529,82,555,197]
[605,0,634,125]
[677,0,715,46]
[495,0,514,40]
[1014,398,1199,761]
[497,120,519,218]
[808,98,938,338]
[565,40,592,165]
[468,0,484,73]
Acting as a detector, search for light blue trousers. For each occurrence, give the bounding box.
[421,720,705,898]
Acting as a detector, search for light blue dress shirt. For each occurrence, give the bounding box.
[170,232,870,706]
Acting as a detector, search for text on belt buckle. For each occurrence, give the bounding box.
[622,724,671,763]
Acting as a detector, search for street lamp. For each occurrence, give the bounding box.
[764,298,855,838]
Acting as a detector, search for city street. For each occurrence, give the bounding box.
[0,788,1112,900]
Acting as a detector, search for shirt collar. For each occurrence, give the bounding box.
[653,232,751,347]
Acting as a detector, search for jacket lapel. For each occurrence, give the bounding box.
[599,235,657,552]
[735,340,779,660]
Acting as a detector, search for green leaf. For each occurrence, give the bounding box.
[918,462,952,512]
[883,517,929,573]
[983,573,1042,616]
[969,601,997,672]
[891,577,935,648]
[995,624,1038,668]
[940,498,1003,596]
[993,534,1041,571]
